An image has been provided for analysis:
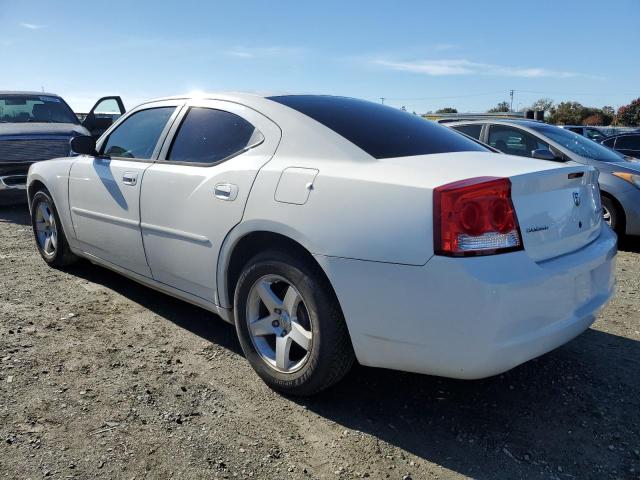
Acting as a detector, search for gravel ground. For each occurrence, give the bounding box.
[1,204,639,480]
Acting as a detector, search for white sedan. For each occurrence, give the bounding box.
[27,93,616,395]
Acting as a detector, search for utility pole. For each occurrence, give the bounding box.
[380,97,385,105]
[509,90,514,112]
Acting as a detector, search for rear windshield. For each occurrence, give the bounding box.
[0,94,79,124]
[268,95,488,159]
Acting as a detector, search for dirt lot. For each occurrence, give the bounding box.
[1,204,639,480]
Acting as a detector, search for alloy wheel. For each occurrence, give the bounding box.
[246,275,313,373]
[602,205,612,226]
[34,201,58,258]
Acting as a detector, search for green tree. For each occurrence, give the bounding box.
[487,101,510,113]
[435,107,457,114]
[617,98,640,126]
[530,98,554,112]
[548,101,585,124]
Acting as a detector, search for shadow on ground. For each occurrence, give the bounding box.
[619,235,640,253]
[65,256,639,480]
[0,203,30,226]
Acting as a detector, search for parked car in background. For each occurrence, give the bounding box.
[27,93,616,395]
[558,125,608,142]
[0,92,124,203]
[601,132,640,159]
[448,119,640,236]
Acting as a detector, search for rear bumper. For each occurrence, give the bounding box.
[316,226,617,379]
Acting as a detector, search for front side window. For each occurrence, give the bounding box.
[0,94,78,124]
[167,107,263,164]
[102,107,175,159]
[601,137,616,147]
[567,127,583,134]
[268,95,488,159]
[487,125,548,157]
[452,124,482,140]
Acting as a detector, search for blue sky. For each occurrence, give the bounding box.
[1,0,638,113]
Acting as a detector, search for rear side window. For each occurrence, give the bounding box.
[452,124,483,140]
[616,135,640,150]
[102,107,175,159]
[168,107,263,164]
[268,95,487,159]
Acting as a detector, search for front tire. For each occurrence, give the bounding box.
[234,250,354,396]
[31,189,78,267]
[602,195,624,236]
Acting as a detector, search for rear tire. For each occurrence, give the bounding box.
[30,189,78,267]
[234,250,354,396]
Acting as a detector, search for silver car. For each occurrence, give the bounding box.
[447,119,640,236]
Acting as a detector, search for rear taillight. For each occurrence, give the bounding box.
[434,176,523,256]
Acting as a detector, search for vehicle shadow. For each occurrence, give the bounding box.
[297,328,640,479]
[65,260,242,355]
[0,203,31,226]
[619,235,640,253]
[65,259,639,479]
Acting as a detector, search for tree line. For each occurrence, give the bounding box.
[433,97,640,126]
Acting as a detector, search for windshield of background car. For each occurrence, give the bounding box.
[530,124,624,162]
[268,95,489,159]
[585,128,606,141]
[0,95,79,124]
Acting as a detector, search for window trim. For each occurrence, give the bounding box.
[95,101,185,163]
[157,105,264,168]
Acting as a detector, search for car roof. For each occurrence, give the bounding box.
[0,91,60,96]
[603,132,640,138]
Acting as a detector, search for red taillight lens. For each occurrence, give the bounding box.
[434,177,523,256]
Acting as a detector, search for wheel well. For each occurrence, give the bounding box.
[226,231,331,308]
[28,180,47,201]
[601,191,626,230]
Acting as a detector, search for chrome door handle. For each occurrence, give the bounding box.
[122,172,138,186]
[214,183,238,201]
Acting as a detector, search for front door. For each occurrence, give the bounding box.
[69,103,181,276]
[139,99,281,303]
[82,96,127,138]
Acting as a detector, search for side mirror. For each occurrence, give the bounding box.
[531,148,557,161]
[70,135,98,156]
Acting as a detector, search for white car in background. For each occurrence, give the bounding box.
[27,94,616,395]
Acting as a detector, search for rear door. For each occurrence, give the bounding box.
[139,99,281,303]
[69,101,182,276]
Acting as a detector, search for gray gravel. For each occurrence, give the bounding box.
[1,204,639,479]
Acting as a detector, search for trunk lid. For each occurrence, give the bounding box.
[509,165,602,262]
